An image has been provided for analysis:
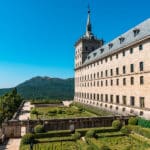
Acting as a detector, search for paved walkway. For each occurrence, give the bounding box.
[4,101,33,150]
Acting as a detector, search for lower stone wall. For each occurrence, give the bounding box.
[2,115,132,138]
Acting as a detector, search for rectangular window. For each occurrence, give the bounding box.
[110,95,113,103]
[140,76,144,85]
[105,80,108,86]
[116,54,118,59]
[101,71,103,77]
[105,94,108,102]
[116,95,119,104]
[97,94,99,101]
[139,97,145,108]
[123,66,126,74]
[101,94,103,101]
[110,56,112,61]
[131,77,134,85]
[139,62,144,71]
[122,96,126,105]
[130,48,133,54]
[110,79,113,86]
[97,81,99,87]
[105,58,107,62]
[110,69,113,76]
[130,96,135,106]
[116,79,119,85]
[101,80,103,87]
[97,72,99,78]
[139,44,143,50]
[123,78,126,85]
[130,64,134,72]
[105,70,108,77]
[116,67,119,75]
[122,51,125,56]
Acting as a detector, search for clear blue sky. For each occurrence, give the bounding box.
[0,0,150,88]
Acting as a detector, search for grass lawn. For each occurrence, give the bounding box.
[30,106,97,119]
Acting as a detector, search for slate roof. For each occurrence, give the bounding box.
[84,18,150,65]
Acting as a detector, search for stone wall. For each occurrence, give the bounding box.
[2,115,133,138]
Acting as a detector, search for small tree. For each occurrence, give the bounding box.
[34,125,45,133]
[22,133,34,144]
[128,117,138,125]
[112,120,122,130]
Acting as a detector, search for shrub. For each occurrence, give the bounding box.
[112,120,122,130]
[34,125,45,133]
[85,130,96,138]
[87,145,95,150]
[100,145,111,150]
[21,133,34,144]
[72,131,81,140]
[120,126,130,134]
[57,109,62,114]
[128,117,138,125]
[138,118,150,128]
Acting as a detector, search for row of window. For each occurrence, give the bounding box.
[76,44,143,69]
[76,76,144,87]
[75,93,145,108]
[76,62,144,82]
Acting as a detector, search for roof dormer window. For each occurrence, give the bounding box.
[119,37,125,44]
[133,28,140,37]
[100,48,104,53]
[93,53,97,57]
[108,43,113,49]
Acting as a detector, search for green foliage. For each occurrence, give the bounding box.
[112,120,122,130]
[34,125,45,133]
[87,145,96,150]
[138,117,150,128]
[72,131,81,140]
[0,77,74,100]
[99,145,111,150]
[0,88,23,124]
[120,126,131,134]
[127,125,150,139]
[21,133,34,144]
[128,117,138,125]
[73,102,113,116]
[86,130,96,138]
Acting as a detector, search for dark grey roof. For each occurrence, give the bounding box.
[84,18,150,64]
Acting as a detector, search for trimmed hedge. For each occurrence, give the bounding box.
[34,130,71,138]
[127,125,150,139]
[138,118,150,128]
[34,125,45,133]
[120,126,131,134]
[86,130,97,138]
[112,120,122,130]
[72,131,81,140]
[128,117,138,125]
[21,133,34,144]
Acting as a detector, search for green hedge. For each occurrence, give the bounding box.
[128,117,138,125]
[112,120,122,130]
[127,125,150,139]
[34,130,71,138]
[138,118,150,128]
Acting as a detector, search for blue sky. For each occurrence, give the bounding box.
[0,0,150,88]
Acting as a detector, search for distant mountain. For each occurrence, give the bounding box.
[0,76,74,100]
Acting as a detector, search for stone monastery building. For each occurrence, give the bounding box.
[74,8,150,119]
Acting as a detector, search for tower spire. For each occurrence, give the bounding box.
[85,5,94,38]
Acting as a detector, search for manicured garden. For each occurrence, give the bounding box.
[20,117,150,150]
[30,105,97,119]
[30,102,113,119]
